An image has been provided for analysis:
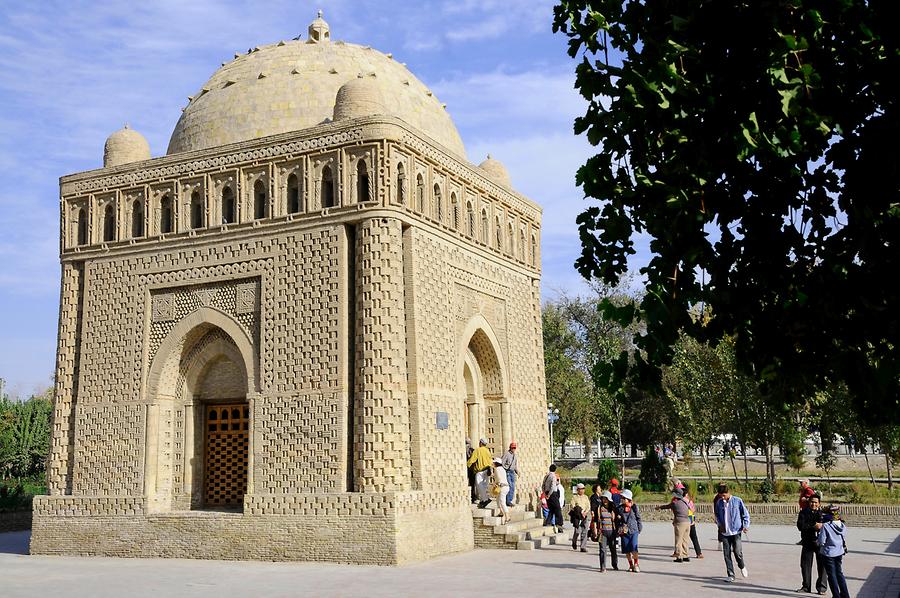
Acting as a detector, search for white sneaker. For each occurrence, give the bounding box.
[725,576,735,583]
[633,565,640,573]
[741,567,748,578]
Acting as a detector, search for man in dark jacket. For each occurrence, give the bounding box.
[796,493,827,594]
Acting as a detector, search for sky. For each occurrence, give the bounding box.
[0,0,650,396]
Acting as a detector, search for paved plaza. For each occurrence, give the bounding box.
[3,522,898,597]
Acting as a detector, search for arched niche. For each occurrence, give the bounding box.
[144,307,256,513]
[457,315,510,458]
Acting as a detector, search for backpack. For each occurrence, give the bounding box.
[680,497,695,525]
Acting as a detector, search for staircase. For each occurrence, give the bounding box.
[471,501,566,550]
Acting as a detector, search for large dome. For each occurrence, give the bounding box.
[167,18,465,157]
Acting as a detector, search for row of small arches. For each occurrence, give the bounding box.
[74,162,369,245]
[394,163,538,265]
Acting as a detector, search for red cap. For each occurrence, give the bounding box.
[509,441,517,449]
[610,478,619,486]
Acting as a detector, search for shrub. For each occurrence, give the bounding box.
[758,478,775,503]
[638,447,667,491]
[626,481,643,502]
[597,459,619,487]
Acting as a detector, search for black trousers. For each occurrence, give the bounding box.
[689,523,702,556]
[544,492,563,527]
[800,546,827,593]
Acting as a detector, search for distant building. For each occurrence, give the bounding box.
[32,13,548,564]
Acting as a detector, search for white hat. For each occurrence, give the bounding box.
[620,489,633,501]
[576,483,585,489]
[601,491,613,501]
[492,457,502,464]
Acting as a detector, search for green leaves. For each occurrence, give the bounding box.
[554,0,900,423]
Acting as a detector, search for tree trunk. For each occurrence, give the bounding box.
[617,413,625,481]
[863,451,876,487]
[701,443,713,483]
[887,452,894,491]
[740,440,750,486]
[730,453,740,485]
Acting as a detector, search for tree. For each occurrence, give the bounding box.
[558,279,644,473]
[0,388,52,481]
[542,303,597,458]
[553,1,900,423]
[663,334,731,483]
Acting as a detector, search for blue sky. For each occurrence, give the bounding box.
[0,1,649,396]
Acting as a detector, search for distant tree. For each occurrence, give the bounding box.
[553,0,900,424]
[542,303,597,457]
[0,388,52,481]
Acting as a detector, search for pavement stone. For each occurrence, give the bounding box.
[3,522,898,597]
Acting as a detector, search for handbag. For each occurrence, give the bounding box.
[489,482,501,498]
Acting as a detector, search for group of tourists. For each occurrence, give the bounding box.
[466,438,519,523]
[540,470,852,597]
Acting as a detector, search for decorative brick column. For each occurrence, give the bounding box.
[47,262,83,495]
[353,218,412,492]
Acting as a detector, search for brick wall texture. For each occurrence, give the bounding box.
[34,119,548,564]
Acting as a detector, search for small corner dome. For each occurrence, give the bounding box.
[478,155,511,188]
[104,124,150,168]
[333,77,386,121]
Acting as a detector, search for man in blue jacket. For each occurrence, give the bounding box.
[714,483,750,583]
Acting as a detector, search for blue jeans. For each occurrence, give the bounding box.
[506,470,516,506]
[822,554,850,598]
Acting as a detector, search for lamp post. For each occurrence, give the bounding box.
[547,403,560,462]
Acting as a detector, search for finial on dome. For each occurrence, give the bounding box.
[308,9,331,44]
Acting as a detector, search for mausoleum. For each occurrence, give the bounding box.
[32,13,549,564]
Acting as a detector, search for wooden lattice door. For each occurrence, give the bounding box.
[204,403,249,507]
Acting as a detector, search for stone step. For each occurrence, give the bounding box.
[494,517,545,535]
[470,502,529,518]
[479,509,536,527]
[515,531,567,550]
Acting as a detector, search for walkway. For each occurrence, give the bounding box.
[3,522,897,597]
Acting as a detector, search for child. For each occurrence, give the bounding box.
[817,505,850,598]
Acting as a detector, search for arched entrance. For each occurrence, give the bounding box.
[145,307,256,512]
[459,317,511,458]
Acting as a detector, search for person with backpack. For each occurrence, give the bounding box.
[569,483,592,552]
[817,505,850,598]
[714,483,750,583]
[619,488,643,572]
[656,487,692,562]
[541,464,564,532]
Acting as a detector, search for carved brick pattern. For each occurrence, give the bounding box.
[72,403,144,495]
[235,282,257,314]
[254,394,344,493]
[79,257,143,404]
[268,227,342,393]
[398,134,539,221]
[67,129,364,196]
[354,218,412,492]
[47,263,83,495]
[147,276,262,368]
[151,293,175,322]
